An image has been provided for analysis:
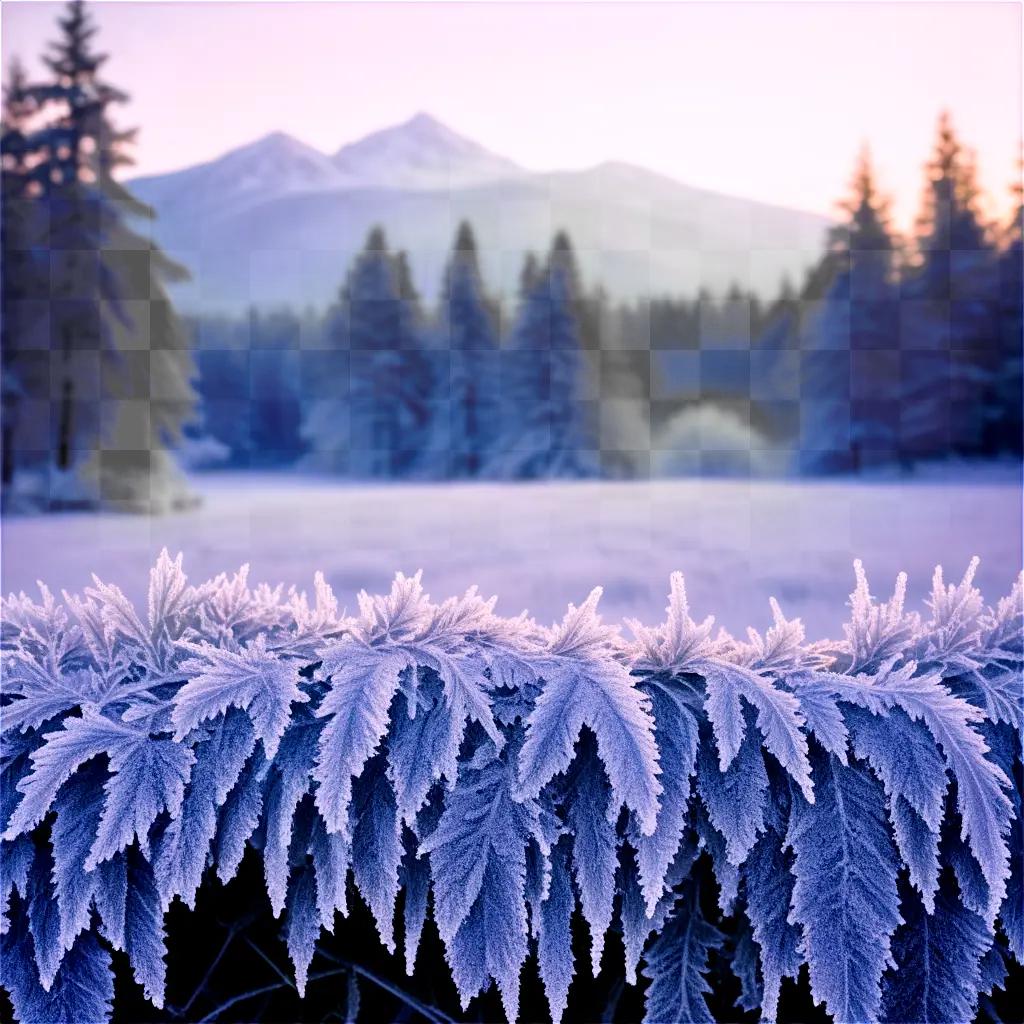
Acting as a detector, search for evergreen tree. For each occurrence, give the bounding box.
[3,0,196,510]
[302,227,432,478]
[498,233,599,478]
[797,147,901,472]
[246,310,306,467]
[1,58,48,490]
[437,222,500,477]
[518,252,541,301]
[992,171,1023,455]
[900,112,999,460]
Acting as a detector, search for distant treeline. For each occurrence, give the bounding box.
[3,0,1021,513]
[185,118,1022,479]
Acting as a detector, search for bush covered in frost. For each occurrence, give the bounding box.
[0,552,1021,1023]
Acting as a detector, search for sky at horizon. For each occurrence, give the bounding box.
[2,0,1021,231]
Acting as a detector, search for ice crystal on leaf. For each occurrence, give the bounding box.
[0,555,1020,1024]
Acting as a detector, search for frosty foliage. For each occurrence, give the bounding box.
[0,551,1021,1024]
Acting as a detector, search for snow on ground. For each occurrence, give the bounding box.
[2,470,1021,640]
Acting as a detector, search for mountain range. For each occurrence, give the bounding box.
[128,112,833,314]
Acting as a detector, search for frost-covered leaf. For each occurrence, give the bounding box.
[93,854,127,950]
[917,559,985,669]
[214,749,266,885]
[86,549,190,673]
[0,836,32,937]
[313,643,410,835]
[1,918,114,1024]
[815,661,1013,923]
[627,572,720,674]
[735,597,834,675]
[631,680,699,915]
[881,878,992,1024]
[51,762,107,951]
[698,728,768,866]
[743,826,802,1021]
[86,734,194,870]
[175,634,307,759]
[4,713,136,839]
[0,666,107,736]
[309,813,350,932]
[400,828,429,976]
[641,880,724,1024]
[285,862,320,997]
[849,706,947,832]
[421,755,536,1019]
[3,712,193,874]
[156,709,256,909]
[517,590,661,834]
[122,849,168,1008]
[28,843,63,989]
[843,561,920,673]
[563,733,617,975]
[701,660,814,802]
[890,795,940,912]
[960,668,1024,731]
[787,748,901,1024]
[350,757,402,952]
[262,712,321,916]
[537,839,574,1024]
[386,677,462,825]
[795,684,849,759]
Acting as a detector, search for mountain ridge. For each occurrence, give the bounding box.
[127,113,832,312]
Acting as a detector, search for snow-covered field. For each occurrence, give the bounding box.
[2,470,1020,640]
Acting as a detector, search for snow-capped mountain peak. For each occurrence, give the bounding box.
[214,130,343,194]
[129,129,344,214]
[331,112,524,190]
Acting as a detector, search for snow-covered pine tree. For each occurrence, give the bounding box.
[6,0,196,511]
[498,233,600,478]
[797,147,901,473]
[303,228,433,478]
[899,112,1000,462]
[436,222,501,477]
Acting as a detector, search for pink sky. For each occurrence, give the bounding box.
[2,1,1020,230]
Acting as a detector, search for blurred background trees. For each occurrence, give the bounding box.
[1,0,196,512]
[2,2,1022,513]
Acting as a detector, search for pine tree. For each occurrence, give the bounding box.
[900,112,999,461]
[5,0,196,510]
[245,310,305,467]
[797,147,901,472]
[303,227,432,478]
[437,222,501,477]
[498,233,600,478]
[992,170,1023,455]
[1,58,49,492]
[518,252,541,301]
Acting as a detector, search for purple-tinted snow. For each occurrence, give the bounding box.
[2,470,1020,639]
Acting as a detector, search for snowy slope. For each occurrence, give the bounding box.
[3,473,1019,641]
[130,131,348,218]
[127,114,832,311]
[332,111,525,189]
